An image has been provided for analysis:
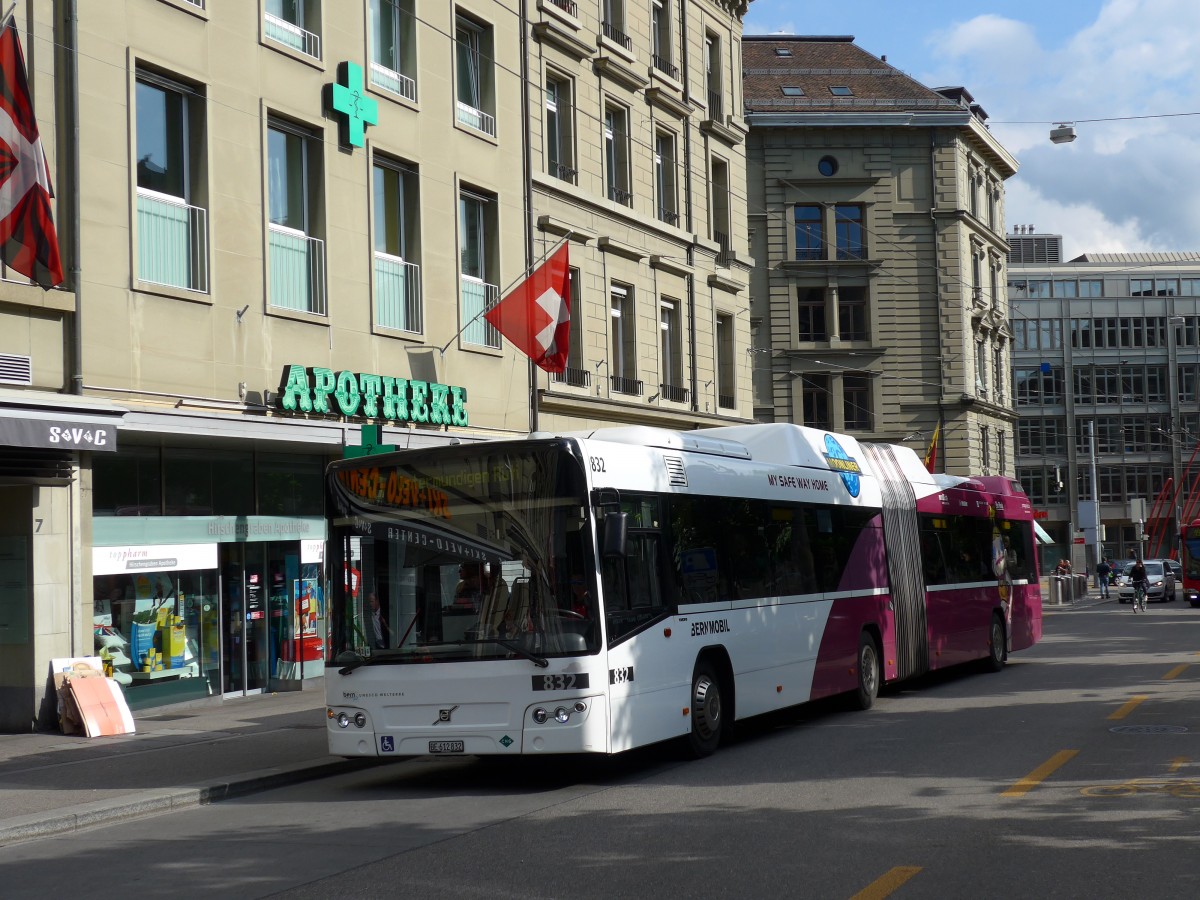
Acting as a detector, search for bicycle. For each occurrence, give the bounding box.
[1133,579,1148,613]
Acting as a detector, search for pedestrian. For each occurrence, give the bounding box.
[1096,558,1112,599]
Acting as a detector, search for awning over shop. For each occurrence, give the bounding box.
[0,390,126,453]
[1034,521,1054,545]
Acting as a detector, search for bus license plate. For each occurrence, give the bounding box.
[429,740,464,754]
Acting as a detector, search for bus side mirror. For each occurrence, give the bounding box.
[602,512,627,558]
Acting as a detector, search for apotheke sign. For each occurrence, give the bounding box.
[277,365,469,427]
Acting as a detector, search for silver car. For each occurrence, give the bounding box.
[1117,560,1175,603]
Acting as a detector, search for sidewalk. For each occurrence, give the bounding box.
[0,687,366,847]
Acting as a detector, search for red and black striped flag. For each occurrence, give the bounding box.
[0,19,62,289]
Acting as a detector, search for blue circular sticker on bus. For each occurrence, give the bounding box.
[823,434,862,497]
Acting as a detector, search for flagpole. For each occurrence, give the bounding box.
[436,231,573,356]
[0,5,15,30]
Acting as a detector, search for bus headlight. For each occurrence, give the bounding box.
[555,707,570,723]
[354,712,367,728]
[337,712,351,728]
[532,707,548,724]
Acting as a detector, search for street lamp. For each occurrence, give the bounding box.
[1049,123,1077,144]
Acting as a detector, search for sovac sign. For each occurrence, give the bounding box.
[278,365,469,427]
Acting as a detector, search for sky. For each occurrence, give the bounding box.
[743,0,1200,260]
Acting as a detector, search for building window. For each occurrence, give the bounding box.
[711,156,731,263]
[610,283,640,394]
[971,249,984,303]
[834,205,864,260]
[455,15,495,136]
[797,287,826,341]
[981,425,991,472]
[370,0,417,101]
[265,0,321,59]
[993,344,1004,402]
[794,205,822,260]
[267,119,325,314]
[801,373,830,429]
[372,156,421,333]
[135,71,208,293]
[660,299,686,401]
[988,183,998,231]
[604,104,631,205]
[459,189,499,347]
[990,260,1000,307]
[838,286,868,340]
[843,374,872,431]
[651,0,676,78]
[655,131,678,225]
[545,76,575,182]
[602,0,631,50]
[716,313,734,408]
[705,33,722,119]
[552,268,588,387]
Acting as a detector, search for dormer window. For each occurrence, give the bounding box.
[781,86,803,97]
[774,47,792,57]
[829,85,852,96]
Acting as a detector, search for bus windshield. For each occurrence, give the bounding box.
[326,440,598,665]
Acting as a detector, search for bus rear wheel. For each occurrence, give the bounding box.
[854,632,880,710]
[687,661,724,757]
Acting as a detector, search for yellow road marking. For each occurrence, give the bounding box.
[1163,664,1189,680]
[1108,696,1147,720]
[1001,749,1079,797]
[1170,757,1188,774]
[850,867,923,900]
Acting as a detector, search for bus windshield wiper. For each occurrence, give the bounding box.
[449,638,549,668]
[337,649,407,675]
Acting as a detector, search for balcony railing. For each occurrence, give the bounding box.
[602,21,633,51]
[136,188,208,293]
[264,12,320,59]
[375,252,422,332]
[550,161,577,182]
[660,383,689,403]
[552,366,591,388]
[653,55,679,79]
[610,374,643,395]
[836,244,867,261]
[461,275,500,347]
[609,185,632,206]
[457,101,496,137]
[658,207,679,226]
[795,245,823,261]
[718,392,735,409]
[370,62,417,102]
[269,224,326,315]
[713,229,732,266]
[707,89,723,120]
[547,0,578,15]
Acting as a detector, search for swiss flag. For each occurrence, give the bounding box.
[484,243,570,373]
[0,20,62,289]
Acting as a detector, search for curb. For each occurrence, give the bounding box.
[0,758,373,847]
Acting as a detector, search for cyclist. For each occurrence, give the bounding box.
[1129,558,1148,612]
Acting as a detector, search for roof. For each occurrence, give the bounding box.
[742,35,967,116]
[1068,252,1200,265]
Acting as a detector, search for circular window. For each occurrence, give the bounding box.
[818,156,839,177]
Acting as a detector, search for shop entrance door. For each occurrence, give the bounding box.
[220,545,269,695]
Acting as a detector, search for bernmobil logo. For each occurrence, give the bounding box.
[823,435,862,497]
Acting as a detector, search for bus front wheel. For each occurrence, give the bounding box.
[687,660,724,757]
[854,633,880,710]
[985,614,1006,672]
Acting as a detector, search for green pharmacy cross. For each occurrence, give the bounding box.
[330,62,378,148]
[343,424,396,459]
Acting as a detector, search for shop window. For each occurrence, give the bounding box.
[164,448,253,515]
[257,453,326,515]
[93,446,163,516]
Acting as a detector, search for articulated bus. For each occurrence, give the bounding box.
[324,423,1042,758]
[1181,520,1200,607]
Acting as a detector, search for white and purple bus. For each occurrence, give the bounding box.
[324,422,1041,758]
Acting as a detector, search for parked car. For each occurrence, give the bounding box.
[1117,560,1176,603]
[1167,559,1182,584]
